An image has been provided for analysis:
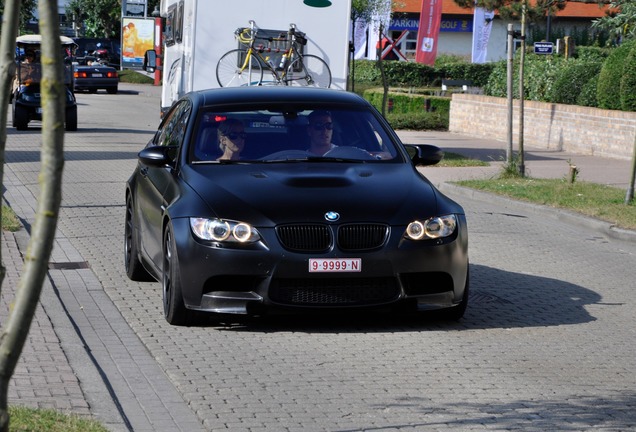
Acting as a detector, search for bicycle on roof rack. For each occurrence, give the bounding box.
[216,20,331,88]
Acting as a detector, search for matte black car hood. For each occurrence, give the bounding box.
[181,163,446,226]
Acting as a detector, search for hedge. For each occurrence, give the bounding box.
[362,88,450,130]
[620,44,636,112]
[596,40,636,110]
[351,59,495,88]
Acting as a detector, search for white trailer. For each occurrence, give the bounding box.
[150,0,351,113]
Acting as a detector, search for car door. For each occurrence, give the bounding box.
[137,99,192,267]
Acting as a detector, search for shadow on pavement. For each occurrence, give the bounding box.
[192,263,599,333]
[5,149,140,163]
[371,391,636,431]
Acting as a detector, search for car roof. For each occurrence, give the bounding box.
[189,87,371,110]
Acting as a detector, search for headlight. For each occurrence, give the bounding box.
[190,218,260,243]
[405,214,457,240]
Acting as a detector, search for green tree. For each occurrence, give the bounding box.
[0,0,66,430]
[592,0,636,43]
[66,0,159,39]
[66,0,120,38]
[0,0,37,34]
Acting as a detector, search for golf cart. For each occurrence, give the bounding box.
[12,34,78,131]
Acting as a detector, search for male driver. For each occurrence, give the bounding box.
[307,110,336,156]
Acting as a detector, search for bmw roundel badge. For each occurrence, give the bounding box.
[325,211,340,222]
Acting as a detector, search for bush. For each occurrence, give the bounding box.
[523,54,565,102]
[437,62,496,88]
[362,88,450,130]
[363,88,450,114]
[548,59,602,105]
[576,74,599,107]
[352,60,440,87]
[597,40,636,110]
[575,46,611,62]
[483,60,509,98]
[382,61,439,87]
[620,44,636,111]
[386,111,449,130]
[351,60,382,84]
[485,53,605,106]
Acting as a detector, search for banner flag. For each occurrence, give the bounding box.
[351,0,392,60]
[471,8,495,63]
[415,0,443,65]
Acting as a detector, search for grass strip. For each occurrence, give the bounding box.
[456,177,636,230]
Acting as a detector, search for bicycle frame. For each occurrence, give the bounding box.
[217,20,331,88]
[238,22,304,85]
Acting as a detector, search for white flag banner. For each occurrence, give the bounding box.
[351,0,392,60]
[471,8,495,63]
[353,20,370,59]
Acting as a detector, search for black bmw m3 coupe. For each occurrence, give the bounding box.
[125,86,469,325]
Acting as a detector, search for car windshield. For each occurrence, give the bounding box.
[189,108,401,163]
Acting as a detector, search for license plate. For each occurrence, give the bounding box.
[92,73,102,77]
[309,258,361,273]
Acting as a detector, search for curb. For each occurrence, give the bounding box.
[438,182,636,243]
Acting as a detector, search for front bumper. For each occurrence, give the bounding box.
[170,216,469,315]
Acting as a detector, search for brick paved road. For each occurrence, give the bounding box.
[3,84,636,431]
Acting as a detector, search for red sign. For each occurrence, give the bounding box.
[415,0,443,65]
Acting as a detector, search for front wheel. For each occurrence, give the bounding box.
[65,106,78,131]
[13,104,29,130]
[285,54,331,88]
[216,49,263,87]
[163,225,193,325]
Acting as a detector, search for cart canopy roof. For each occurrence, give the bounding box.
[16,34,76,46]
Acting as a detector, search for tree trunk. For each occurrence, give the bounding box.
[0,0,66,430]
[377,23,389,117]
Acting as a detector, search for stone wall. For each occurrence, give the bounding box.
[449,94,636,160]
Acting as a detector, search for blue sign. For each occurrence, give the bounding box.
[534,42,554,54]
[390,18,472,33]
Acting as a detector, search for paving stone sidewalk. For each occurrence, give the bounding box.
[1,83,634,430]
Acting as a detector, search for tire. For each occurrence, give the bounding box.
[13,104,29,130]
[163,225,192,325]
[216,49,263,87]
[65,106,78,131]
[124,195,153,281]
[285,54,331,88]
[106,87,118,94]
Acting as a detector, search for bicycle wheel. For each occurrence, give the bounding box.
[285,54,331,88]
[216,49,263,87]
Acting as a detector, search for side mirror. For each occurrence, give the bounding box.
[138,145,173,167]
[143,50,157,73]
[404,144,443,166]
